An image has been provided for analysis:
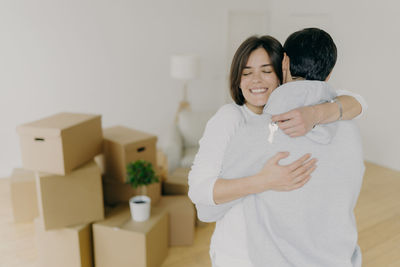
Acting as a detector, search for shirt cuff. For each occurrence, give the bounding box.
[188,175,219,206]
[207,176,218,206]
[336,89,368,119]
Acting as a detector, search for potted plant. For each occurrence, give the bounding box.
[126,160,159,221]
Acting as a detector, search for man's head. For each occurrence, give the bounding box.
[284,28,337,81]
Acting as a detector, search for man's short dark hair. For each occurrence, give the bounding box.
[284,28,337,81]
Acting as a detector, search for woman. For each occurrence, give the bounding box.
[188,35,366,267]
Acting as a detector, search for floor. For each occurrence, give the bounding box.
[1,161,400,267]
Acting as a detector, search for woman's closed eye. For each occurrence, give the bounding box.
[261,67,273,73]
[243,68,273,76]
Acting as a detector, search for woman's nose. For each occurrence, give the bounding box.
[252,71,261,82]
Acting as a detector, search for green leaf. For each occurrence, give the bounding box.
[126,160,159,188]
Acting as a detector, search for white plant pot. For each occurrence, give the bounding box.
[129,195,151,222]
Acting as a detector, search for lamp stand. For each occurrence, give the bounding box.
[175,81,191,123]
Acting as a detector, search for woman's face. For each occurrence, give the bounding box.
[240,47,280,114]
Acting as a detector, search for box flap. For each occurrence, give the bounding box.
[35,217,90,232]
[121,206,166,234]
[17,112,101,138]
[103,126,157,146]
[36,160,99,178]
[17,125,61,138]
[96,205,131,227]
[11,168,36,182]
[96,204,166,234]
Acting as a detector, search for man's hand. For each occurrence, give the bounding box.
[271,106,321,137]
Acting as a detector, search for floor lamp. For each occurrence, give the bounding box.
[170,55,199,122]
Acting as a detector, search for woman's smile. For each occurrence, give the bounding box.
[249,87,268,94]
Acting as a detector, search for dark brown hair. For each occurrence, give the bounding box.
[229,35,284,105]
[284,28,336,81]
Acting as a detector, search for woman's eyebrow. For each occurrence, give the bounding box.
[244,63,272,69]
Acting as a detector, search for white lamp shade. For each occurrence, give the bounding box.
[170,55,199,80]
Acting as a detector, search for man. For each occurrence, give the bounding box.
[235,28,364,266]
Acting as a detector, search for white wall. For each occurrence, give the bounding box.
[267,0,400,171]
[0,0,271,177]
[1,0,399,177]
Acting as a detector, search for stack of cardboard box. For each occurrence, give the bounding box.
[161,165,208,227]
[13,112,104,267]
[10,114,196,267]
[93,126,195,266]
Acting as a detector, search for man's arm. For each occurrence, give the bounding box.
[314,95,361,123]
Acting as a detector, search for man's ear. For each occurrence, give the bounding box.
[282,53,292,83]
[325,71,332,81]
[282,53,290,71]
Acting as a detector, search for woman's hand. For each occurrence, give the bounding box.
[212,152,317,204]
[255,152,317,192]
[271,106,320,137]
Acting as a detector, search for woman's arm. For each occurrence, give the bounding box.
[271,92,366,137]
[213,152,316,204]
[188,104,317,221]
[188,104,244,207]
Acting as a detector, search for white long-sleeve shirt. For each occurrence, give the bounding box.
[188,87,367,267]
[225,81,364,266]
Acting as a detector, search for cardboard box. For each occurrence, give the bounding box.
[36,161,104,230]
[102,177,161,206]
[103,126,157,183]
[162,168,189,195]
[158,196,195,246]
[17,112,103,175]
[156,150,168,182]
[93,205,168,267]
[10,168,39,223]
[35,218,93,267]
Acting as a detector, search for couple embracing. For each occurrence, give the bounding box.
[189,28,366,267]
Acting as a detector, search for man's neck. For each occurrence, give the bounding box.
[291,76,305,81]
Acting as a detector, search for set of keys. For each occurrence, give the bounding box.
[268,122,278,144]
